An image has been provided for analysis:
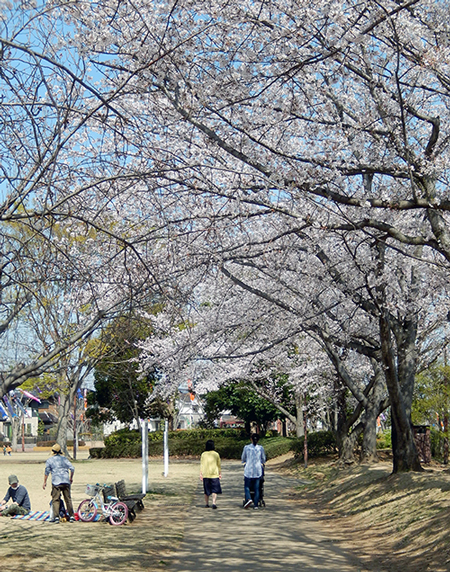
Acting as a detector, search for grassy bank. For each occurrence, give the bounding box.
[274,454,450,572]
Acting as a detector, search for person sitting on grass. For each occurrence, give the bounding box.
[200,439,222,509]
[0,474,31,516]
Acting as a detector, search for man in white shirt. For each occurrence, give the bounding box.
[241,433,266,509]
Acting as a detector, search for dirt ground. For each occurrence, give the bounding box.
[2,450,450,572]
[0,450,199,572]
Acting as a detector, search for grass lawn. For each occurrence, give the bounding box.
[0,452,199,572]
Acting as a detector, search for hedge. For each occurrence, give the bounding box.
[376,430,392,449]
[430,427,450,461]
[36,440,86,448]
[91,427,294,459]
[290,430,337,459]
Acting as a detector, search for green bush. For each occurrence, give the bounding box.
[262,437,294,460]
[97,427,293,459]
[36,440,57,448]
[167,428,247,441]
[89,447,105,458]
[146,437,243,458]
[104,428,142,447]
[376,429,392,449]
[36,439,86,448]
[430,427,449,460]
[291,430,337,459]
[146,435,292,459]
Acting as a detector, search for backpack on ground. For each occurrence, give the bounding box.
[49,498,69,520]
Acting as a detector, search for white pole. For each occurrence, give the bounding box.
[142,419,148,494]
[163,419,169,477]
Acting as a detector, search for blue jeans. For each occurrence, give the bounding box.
[244,477,261,507]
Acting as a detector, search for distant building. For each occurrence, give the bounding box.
[175,393,203,430]
[103,392,205,435]
[0,408,39,441]
[219,414,245,429]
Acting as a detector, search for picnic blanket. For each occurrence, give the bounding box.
[12,511,102,522]
[12,511,51,521]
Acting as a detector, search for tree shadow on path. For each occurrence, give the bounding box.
[168,460,368,572]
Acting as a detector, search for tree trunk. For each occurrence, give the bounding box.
[360,415,378,463]
[443,414,449,465]
[333,376,360,464]
[295,391,304,437]
[380,313,422,472]
[303,397,308,468]
[11,416,20,452]
[360,367,387,463]
[55,391,73,457]
[338,423,363,465]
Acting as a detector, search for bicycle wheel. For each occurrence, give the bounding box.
[77,499,97,522]
[109,501,128,526]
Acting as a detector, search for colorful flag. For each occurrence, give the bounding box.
[3,396,16,417]
[18,388,41,403]
[0,402,8,420]
[14,397,27,416]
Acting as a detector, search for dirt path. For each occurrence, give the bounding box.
[0,452,371,572]
[167,460,369,572]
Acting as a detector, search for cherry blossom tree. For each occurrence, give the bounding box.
[0,2,178,396]
[5,0,450,473]
[60,0,450,472]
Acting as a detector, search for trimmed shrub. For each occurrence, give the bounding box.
[291,430,337,459]
[36,439,86,448]
[149,435,293,459]
[37,441,57,448]
[97,427,293,459]
[376,430,392,449]
[167,428,247,441]
[430,427,449,460]
[89,447,105,458]
[262,437,294,460]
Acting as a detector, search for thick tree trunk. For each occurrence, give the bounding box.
[360,416,378,463]
[380,313,422,472]
[55,391,73,457]
[338,423,363,465]
[11,416,20,452]
[360,367,387,463]
[333,376,359,464]
[443,415,449,465]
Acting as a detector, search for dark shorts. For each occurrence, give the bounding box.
[203,478,222,496]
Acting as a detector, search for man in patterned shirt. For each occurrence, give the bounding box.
[43,443,75,523]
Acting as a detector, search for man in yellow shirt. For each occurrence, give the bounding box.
[200,440,222,509]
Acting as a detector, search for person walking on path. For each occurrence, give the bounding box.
[241,433,266,510]
[43,443,76,523]
[0,474,31,516]
[6,444,12,456]
[200,439,222,509]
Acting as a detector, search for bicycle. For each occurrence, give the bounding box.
[77,484,128,526]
